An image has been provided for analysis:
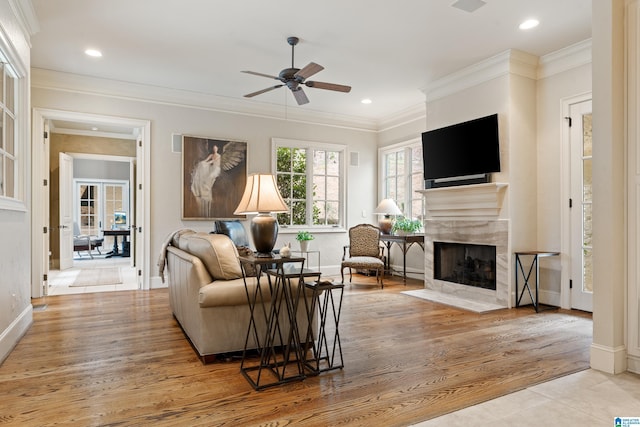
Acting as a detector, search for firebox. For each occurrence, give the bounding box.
[434,242,497,290]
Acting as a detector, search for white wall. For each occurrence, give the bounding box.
[31,85,378,283]
[74,159,130,180]
[0,2,33,364]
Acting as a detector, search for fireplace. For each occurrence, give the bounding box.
[434,242,496,290]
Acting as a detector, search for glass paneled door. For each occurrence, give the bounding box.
[569,99,593,312]
[75,180,129,253]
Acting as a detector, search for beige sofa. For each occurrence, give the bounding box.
[162,230,315,361]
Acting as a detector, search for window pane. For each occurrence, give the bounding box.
[412,199,424,221]
[326,151,339,175]
[292,174,306,199]
[583,247,593,293]
[4,115,13,155]
[5,73,14,113]
[292,148,306,173]
[5,157,12,198]
[313,175,325,200]
[292,200,306,225]
[326,176,339,200]
[386,153,396,176]
[0,64,4,105]
[582,113,592,157]
[411,146,423,173]
[277,174,291,198]
[277,147,292,172]
[326,201,339,225]
[412,173,423,194]
[0,156,3,196]
[583,158,592,202]
[314,150,326,174]
[583,203,592,247]
[397,151,405,176]
[313,200,325,225]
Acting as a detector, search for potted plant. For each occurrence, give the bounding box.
[296,231,314,252]
[392,217,422,235]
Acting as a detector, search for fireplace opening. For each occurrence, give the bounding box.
[434,242,496,290]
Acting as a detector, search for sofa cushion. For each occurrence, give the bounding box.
[199,276,268,307]
[185,233,243,280]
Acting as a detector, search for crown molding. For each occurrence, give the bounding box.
[537,38,592,80]
[31,68,380,132]
[422,49,539,101]
[10,0,39,39]
[377,102,426,133]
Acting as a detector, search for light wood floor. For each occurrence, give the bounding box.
[2,274,592,426]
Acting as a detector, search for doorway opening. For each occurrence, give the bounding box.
[31,109,150,298]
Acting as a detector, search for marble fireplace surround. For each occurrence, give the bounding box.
[420,183,510,308]
[425,219,509,307]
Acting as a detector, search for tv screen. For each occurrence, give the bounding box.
[422,114,500,181]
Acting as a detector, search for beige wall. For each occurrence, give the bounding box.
[32,87,378,282]
[48,134,135,266]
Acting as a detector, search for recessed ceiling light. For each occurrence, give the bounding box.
[85,49,102,58]
[519,19,539,30]
[361,98,372,105]
[91,127,99,131]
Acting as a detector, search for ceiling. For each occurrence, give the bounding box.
[30,0,591,130]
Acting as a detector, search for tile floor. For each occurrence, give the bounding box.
[47,254,138,295]
[413,369,640,426]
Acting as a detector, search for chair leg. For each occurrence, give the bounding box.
[341,266,345,284]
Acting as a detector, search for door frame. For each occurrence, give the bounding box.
[31,108,151,297]
[560,92,592,310]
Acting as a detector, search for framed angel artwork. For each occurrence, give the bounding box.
[181,135,247,220]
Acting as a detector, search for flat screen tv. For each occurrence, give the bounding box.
[422,114,500,185]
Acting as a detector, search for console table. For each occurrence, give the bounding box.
[514,251,560,312]
[380,234,425,284]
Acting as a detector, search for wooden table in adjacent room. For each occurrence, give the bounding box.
[102,229,130,258]
[380,234,425,284]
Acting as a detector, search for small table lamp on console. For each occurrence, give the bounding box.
[373,198,403,234]
[234,173,289,257]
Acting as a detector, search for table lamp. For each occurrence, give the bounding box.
[373,198,403,234]
[234,173,289,257]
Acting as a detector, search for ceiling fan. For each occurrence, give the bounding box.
[242,36,352,105]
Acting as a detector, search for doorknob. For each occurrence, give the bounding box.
[58,224,68,229]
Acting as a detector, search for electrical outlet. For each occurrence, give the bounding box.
[362,210,366,218]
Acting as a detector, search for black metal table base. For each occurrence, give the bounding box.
[303,280,344,374]
[514,251,560,313]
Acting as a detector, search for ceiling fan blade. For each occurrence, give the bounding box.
[244,85,283,98]
[292,87,309,105]
[242,70,279,80]
[294,62,324,80]
[305,81,352,93]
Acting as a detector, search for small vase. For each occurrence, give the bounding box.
[299,240,309,252]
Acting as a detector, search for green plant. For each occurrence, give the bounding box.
[392,217,422,234]
[295,230,315,241]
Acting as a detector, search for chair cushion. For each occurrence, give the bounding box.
[342,256,384,269]
[172,229,197,250]
[184,233,243,281]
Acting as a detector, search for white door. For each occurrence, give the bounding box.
[41,121,51,295]
[129,158,136,268]
[569,99,593,311]
[59,152,74,270]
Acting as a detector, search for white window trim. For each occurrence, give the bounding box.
[0,29,27,212]
[378,137,422,216]
[271,137,347,233]
[74,178,130,231]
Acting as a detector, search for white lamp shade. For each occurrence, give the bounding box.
[373,198,403,216]
[234,173,288,214]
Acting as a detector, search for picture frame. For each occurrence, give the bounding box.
[181,135,248,220]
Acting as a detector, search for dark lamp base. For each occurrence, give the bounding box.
[378,216,393,234]
[251,213,279,255]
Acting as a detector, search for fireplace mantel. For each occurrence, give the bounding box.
[418,182,508,219]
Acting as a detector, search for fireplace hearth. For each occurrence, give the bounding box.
[434,242,496,290]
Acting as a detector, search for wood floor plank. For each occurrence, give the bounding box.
[1,274,592,426]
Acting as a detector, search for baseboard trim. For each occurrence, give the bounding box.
[0,304,33,364]
[590,343,628,373]
[627,353,640,374]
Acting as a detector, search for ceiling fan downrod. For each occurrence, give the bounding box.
[287,36,299,69]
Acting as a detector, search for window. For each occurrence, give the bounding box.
[273,138,345,229]
[0,51,21,209]
[379,139,424,220]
